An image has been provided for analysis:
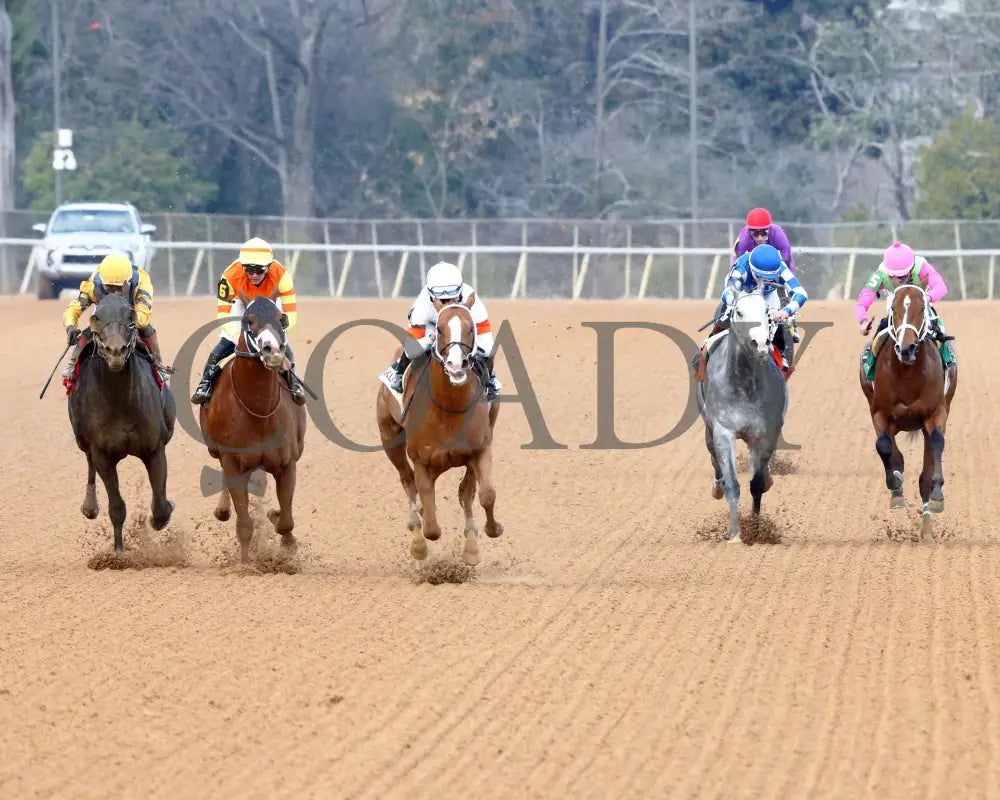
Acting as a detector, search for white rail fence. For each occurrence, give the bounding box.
[5,238,1000,301]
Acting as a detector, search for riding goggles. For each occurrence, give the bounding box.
[429,284,462,300]
[243,262,271,276]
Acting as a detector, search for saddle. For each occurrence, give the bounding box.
[693,330,793,382]
[63,341,166,397]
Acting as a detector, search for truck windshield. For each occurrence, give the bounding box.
[50,209,137,234]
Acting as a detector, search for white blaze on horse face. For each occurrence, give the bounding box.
[446,315,464,370]
[256,327,284,367]
[257,327,281,353]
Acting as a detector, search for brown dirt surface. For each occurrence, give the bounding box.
[2,295,999,799]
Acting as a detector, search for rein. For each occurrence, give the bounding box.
[228,323,286,419]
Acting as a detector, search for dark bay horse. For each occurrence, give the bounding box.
[696,290,788,542]
[198,297,306,562]
[68,292,176,551]
[376,296,501,566]
[860,282,958,539]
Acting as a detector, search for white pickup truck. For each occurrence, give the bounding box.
[30,201,156,299]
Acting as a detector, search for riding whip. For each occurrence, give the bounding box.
[39,342,73,400]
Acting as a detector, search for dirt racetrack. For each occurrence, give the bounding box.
[2,294,1000,799]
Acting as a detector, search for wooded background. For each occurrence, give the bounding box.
[2,0,999,225]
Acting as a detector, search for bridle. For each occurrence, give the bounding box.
[887,284,930,355]
[432,303,477,375]
[421,303,484,414]
[731,289,777,347]
[234,306,287,364]
[93,316,138,365]
[230,302,287,417]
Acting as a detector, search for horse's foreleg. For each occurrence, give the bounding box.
[81,452,99,520]
[94,454,126,552]
[459,466,479,566]
[411,462,437,559]
[143,447,174,531]
[712,426,740,542]
[873,414,904,508]
[749,444,775,516]
[224,468,253,563]
[705,425,723,500]
[214,488,231,521]
[924,409,947,514]
[472,447,503,540]
[268,463,296,540]
[384,438,420,532]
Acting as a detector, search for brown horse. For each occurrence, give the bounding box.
[376,297,502,566]
[199,297,306,561]
[859,282,958,539]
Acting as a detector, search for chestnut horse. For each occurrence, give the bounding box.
[199,297,306,561]
[375,296,501,566]
[860,282,958,539]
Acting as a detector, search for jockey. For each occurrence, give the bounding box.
[190,237,305,405]
[695,243,807,373]
[379,260,501,401]
[731,207,800,342]
[857,241,952,362]
[61,252,168,384]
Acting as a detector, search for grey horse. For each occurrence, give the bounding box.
[696,290,788,542]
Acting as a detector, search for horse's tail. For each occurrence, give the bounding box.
[904,429,921,443]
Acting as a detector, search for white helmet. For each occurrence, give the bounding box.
[426,261,463,300]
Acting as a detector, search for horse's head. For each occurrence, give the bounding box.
[89,292,137,372]
[433,295,477,386]
[888,282,930,365]
[729,291,775,360]
[241,296,288,371]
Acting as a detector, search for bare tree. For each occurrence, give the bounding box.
[100,0,390,219]
[788,6,971,219]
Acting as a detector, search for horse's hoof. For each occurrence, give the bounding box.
[214,508,231,522]
[711,485,724,500]
[424,527,441,541]
[763,474,774,492]
[410,541,428,560]
[80,505,99,520]
[920,513,936,541]
[486,521,504,538]
[727,534,743,544]
[462,548,480,567]
[929,499,944,513]
[267,509,279,525]
[889,494,906,509]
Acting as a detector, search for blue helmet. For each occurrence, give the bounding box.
[748,244,784,281]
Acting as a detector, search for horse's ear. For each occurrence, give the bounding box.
[246,313,257,329]
[89,314,100,331]
[919,275,929,291]
[279,313,289,329]
[464,292,476,308]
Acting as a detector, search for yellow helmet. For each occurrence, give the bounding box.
[239,237,273,268]
[97,253,134,287]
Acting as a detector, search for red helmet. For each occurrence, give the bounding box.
[746,207,772,229]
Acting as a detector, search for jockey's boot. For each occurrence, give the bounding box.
[787,317,801,343]
[774,325,791,372]
[191,339,235,405]
[486,369,502,400]
[385,350,411,394]
[61,341,83,380]
[282,345,306,405]
[140,329,171,383]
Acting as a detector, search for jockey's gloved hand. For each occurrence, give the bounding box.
[66,325,80,346]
